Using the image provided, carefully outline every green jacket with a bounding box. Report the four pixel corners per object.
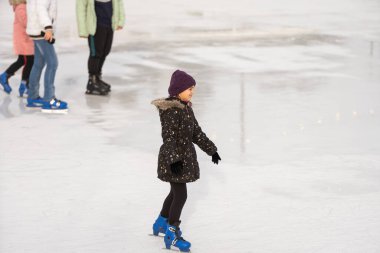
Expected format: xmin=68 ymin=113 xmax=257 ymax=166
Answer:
xmin=76 ymin=0 xmax=125 ymax=37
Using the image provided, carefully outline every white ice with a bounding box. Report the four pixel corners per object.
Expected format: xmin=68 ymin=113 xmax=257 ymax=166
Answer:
xmin=1 ymin=0 xmax=380 ymax=252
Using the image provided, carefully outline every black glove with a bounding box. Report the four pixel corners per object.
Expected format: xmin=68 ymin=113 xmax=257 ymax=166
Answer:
xmin=170 ymin=161 xmax=183 ymax=175
xmin=212 ymin=152 xmax=221 ymax=164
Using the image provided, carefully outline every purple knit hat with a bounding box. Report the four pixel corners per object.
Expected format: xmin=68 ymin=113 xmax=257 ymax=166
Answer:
xmin=168 ymin=70 xmax=196 ymax=97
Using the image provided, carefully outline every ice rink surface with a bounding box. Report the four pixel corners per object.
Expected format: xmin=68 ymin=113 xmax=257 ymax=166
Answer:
xmin=1 ymin=0 xmax=380 ymax=252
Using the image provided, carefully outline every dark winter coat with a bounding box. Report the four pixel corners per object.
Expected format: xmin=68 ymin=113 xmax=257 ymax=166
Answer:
xmin=151 ymin=97 xmax=217 ymax=183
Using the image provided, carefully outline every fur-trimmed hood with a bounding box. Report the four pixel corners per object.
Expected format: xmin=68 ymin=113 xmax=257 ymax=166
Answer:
xmin=151 ymin=98 xmax=186 ymax=110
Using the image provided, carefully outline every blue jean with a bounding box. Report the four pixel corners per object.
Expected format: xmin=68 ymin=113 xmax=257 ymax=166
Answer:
xmin=28 ymin=40 xmax=58 ymax=101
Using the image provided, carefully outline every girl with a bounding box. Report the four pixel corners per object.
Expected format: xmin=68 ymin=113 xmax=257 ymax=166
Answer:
xmin=26 ymin=0 xmax=68 ymax=113
xmin=151 ymin=70 xmax=221 ymax=252
xmin=0 ymin=0 xmax=34 ymax=97
xmin=76 ymin=0 xmax=125 ymax=96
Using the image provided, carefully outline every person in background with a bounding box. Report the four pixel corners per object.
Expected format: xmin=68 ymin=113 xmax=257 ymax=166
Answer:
xmin=0 ymin=0 xmax=34 ymax=97
xmin=76 ymin=0 xmax=125 ymax=96
xmin=26 ymin=0 xmax=68 ymax=113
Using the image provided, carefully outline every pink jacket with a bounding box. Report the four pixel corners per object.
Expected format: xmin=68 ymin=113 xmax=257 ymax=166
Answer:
xmin=13 ymin=4 xmax=34 ymax=55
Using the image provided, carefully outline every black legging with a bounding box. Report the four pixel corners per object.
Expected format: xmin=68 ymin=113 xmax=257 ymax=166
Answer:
xmin=160 ymin=182 xmax=187 ymax=226
xmin=6 ymin=55 xmax=34 ymax=81
xmin=87 ymin=25 xmax=114 ymax=76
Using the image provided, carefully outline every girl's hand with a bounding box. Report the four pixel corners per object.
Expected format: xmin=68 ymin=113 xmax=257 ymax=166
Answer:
xmin=212 ymin=152 xmax=221 ymax=164
xmin=44 ymin=30 xmax=54 ymax=42
xmin=170 ymin=161 xmax=183 ymax=175
xmin=116 ymin=26 xmax=123 ymax=30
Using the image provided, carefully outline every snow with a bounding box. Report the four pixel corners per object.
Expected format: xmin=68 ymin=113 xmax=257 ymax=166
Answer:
xmin=1 ymin=0 xmax=380 ymax=252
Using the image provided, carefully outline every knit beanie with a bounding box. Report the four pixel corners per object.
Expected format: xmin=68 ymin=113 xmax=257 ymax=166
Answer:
xmin=168 ymin=70 xmax=196 ymax=97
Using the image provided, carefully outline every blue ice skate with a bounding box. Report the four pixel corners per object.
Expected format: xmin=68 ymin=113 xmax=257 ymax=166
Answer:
xmin=18 ymin=81 xmax=28 ymax=97
xmin=153 ymin=215 xmax=168 ymax=236
xmin=26 ymin=96 xmax=45 ymax=108
xmin=41 ymin=98 xmax=68 ymax=113
xmin=0 ymin=72 xmax=12 ymax=94
xmin=152 ymin=215 xmax=182 ymax=237
xmin=164 ymin=225 xmax=191 ymax=252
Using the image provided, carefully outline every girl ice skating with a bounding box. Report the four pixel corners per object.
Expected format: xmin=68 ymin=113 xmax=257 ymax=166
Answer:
xmin=76 ymin=0 xmax=125 ymax=96
xmin=0 ymin=0 xmax=34 ymax=97
xmin=151 ymin=70 xmax=222 ymax=252
xmin=26 ymin=0 xmax=68 ymax=113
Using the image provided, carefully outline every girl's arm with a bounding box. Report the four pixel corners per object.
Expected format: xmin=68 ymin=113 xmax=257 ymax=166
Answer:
xmin=76 ymin=0 xmax=88 ymax=37
xmin=15 ymin=5 xmax=28 ymax=29
xmin=117 ymin=0 xmax=125 ymax=29
xmin=160 ymin=109 xmax=182 ymax=164
xmin=36 ymin=0 xmax=53 ymax=31
xmin=192 ymin=117 xmax=217 ymax=156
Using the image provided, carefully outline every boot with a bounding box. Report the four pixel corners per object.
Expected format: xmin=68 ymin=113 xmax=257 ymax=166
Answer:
xmin=0 ymin=72 xmax=12 ymax=94
xmin=98 ymin=74 xmax=111 ymax=92
xmin=153 ymin=215 xmax=167 ymax=236
xmin=85 ymin=75 xmax=108 ymax=96
xmin=41 ymin=97 xmax=68 ymax=114
xmin=152 ymin=215 xmax=182 ymax=237
xmin=18 ymin=80 xmax=28 ymax=97
xmin=164 ymin=222 xmax=191 ymax=252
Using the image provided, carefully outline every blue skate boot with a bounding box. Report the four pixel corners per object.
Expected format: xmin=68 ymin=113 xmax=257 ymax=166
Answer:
xmin=152 ymin=215 xmax=182 ymax=237
xmin=153 ymin=215 xmax=168 ymax=236
xmin=41 ymin=98 xmax=68 ymax=114
xmin=0 ymin=72 xmax=12 ymax=94
xmin=27 ymin=96 xmax=45 ymax=108
xmin=164 ymin=224 xmax=191 ymax=252
xmin=18 ymin=80 xmax=28 ymax=97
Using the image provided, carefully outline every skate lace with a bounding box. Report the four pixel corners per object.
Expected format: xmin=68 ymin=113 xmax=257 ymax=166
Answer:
xmin=51 ymin=98 xmax=61 ymax=105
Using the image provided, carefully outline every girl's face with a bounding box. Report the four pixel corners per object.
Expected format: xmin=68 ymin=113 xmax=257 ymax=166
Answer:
xmin=178 ymin=85 xmax=195 ymax=102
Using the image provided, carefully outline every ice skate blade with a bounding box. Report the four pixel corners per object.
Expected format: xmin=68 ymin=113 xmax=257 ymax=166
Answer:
xmin=41 ymin=108 xmax=68 ymax=114
xmin=162 ymin=247 xmax=191 ymax=252
xmin=148 ymin=233 xmax=164 ymax=237
xmin=26 ymin=106 xmax=43 ymax=110
xmin=85 ymin=90 xmax=109 ymax=96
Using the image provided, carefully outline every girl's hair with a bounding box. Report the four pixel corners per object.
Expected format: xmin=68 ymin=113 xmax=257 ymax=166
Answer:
xmin=9 ymin=0 xmax=27 ymax=5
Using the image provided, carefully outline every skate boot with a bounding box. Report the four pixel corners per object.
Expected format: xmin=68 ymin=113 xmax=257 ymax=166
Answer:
xmin=152 ymin=215 xmax=182 ymax=237
xmin=18 ymin=80 xmax=28 ymax=97
xmin=153 ymin=215 xmax=168 ymax=236
xmin=98 ymin=74 xmax=111 ymax=92
xmin=0 ymin=72 xmax=12 ymax=94
xmin=41 ymin=98 xmax=68 ymax=114
xmin=26 ymin=96 xmax=45 ymax=108
xmin=164 ymin=223 xmax=191 ymax=252
xmin=85 ymin=75 xmax=108 ymax=96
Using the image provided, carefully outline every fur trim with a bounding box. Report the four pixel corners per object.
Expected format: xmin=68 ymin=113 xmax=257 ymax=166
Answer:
xmin=151 ymin=98 xmax=185 ymax=110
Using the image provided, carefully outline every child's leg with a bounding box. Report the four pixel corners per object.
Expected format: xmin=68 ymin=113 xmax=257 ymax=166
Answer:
xmin=88 ymin=26 xmax=109 ymax=76
xmin=98 ymin=27 xmax=114 ymax=75
xmin=17 ymin=55 xmax=34 ymax=97
xmin=28 ymin=41 xmax=46 ymax=100
xmin=168 ymin=182 xmax=187 ymax=226
xmin=21 ymin=55 xmax=35 ymax=83
xmin=4 ymin=55 xmax=25 ymax=78
xmin=160 ymin=186 xmax=174 ymax=218
xmin=41 ymin=41 xmax=58 ymax=101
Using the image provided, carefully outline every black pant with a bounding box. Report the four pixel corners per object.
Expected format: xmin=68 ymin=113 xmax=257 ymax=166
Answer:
xmin=160 ymin=183 xmax=187 ymax=226
xmin=6 ymin=55 xmax=34 ymax=81
xmin=88 ymin=25 xmax=114 ymax=75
